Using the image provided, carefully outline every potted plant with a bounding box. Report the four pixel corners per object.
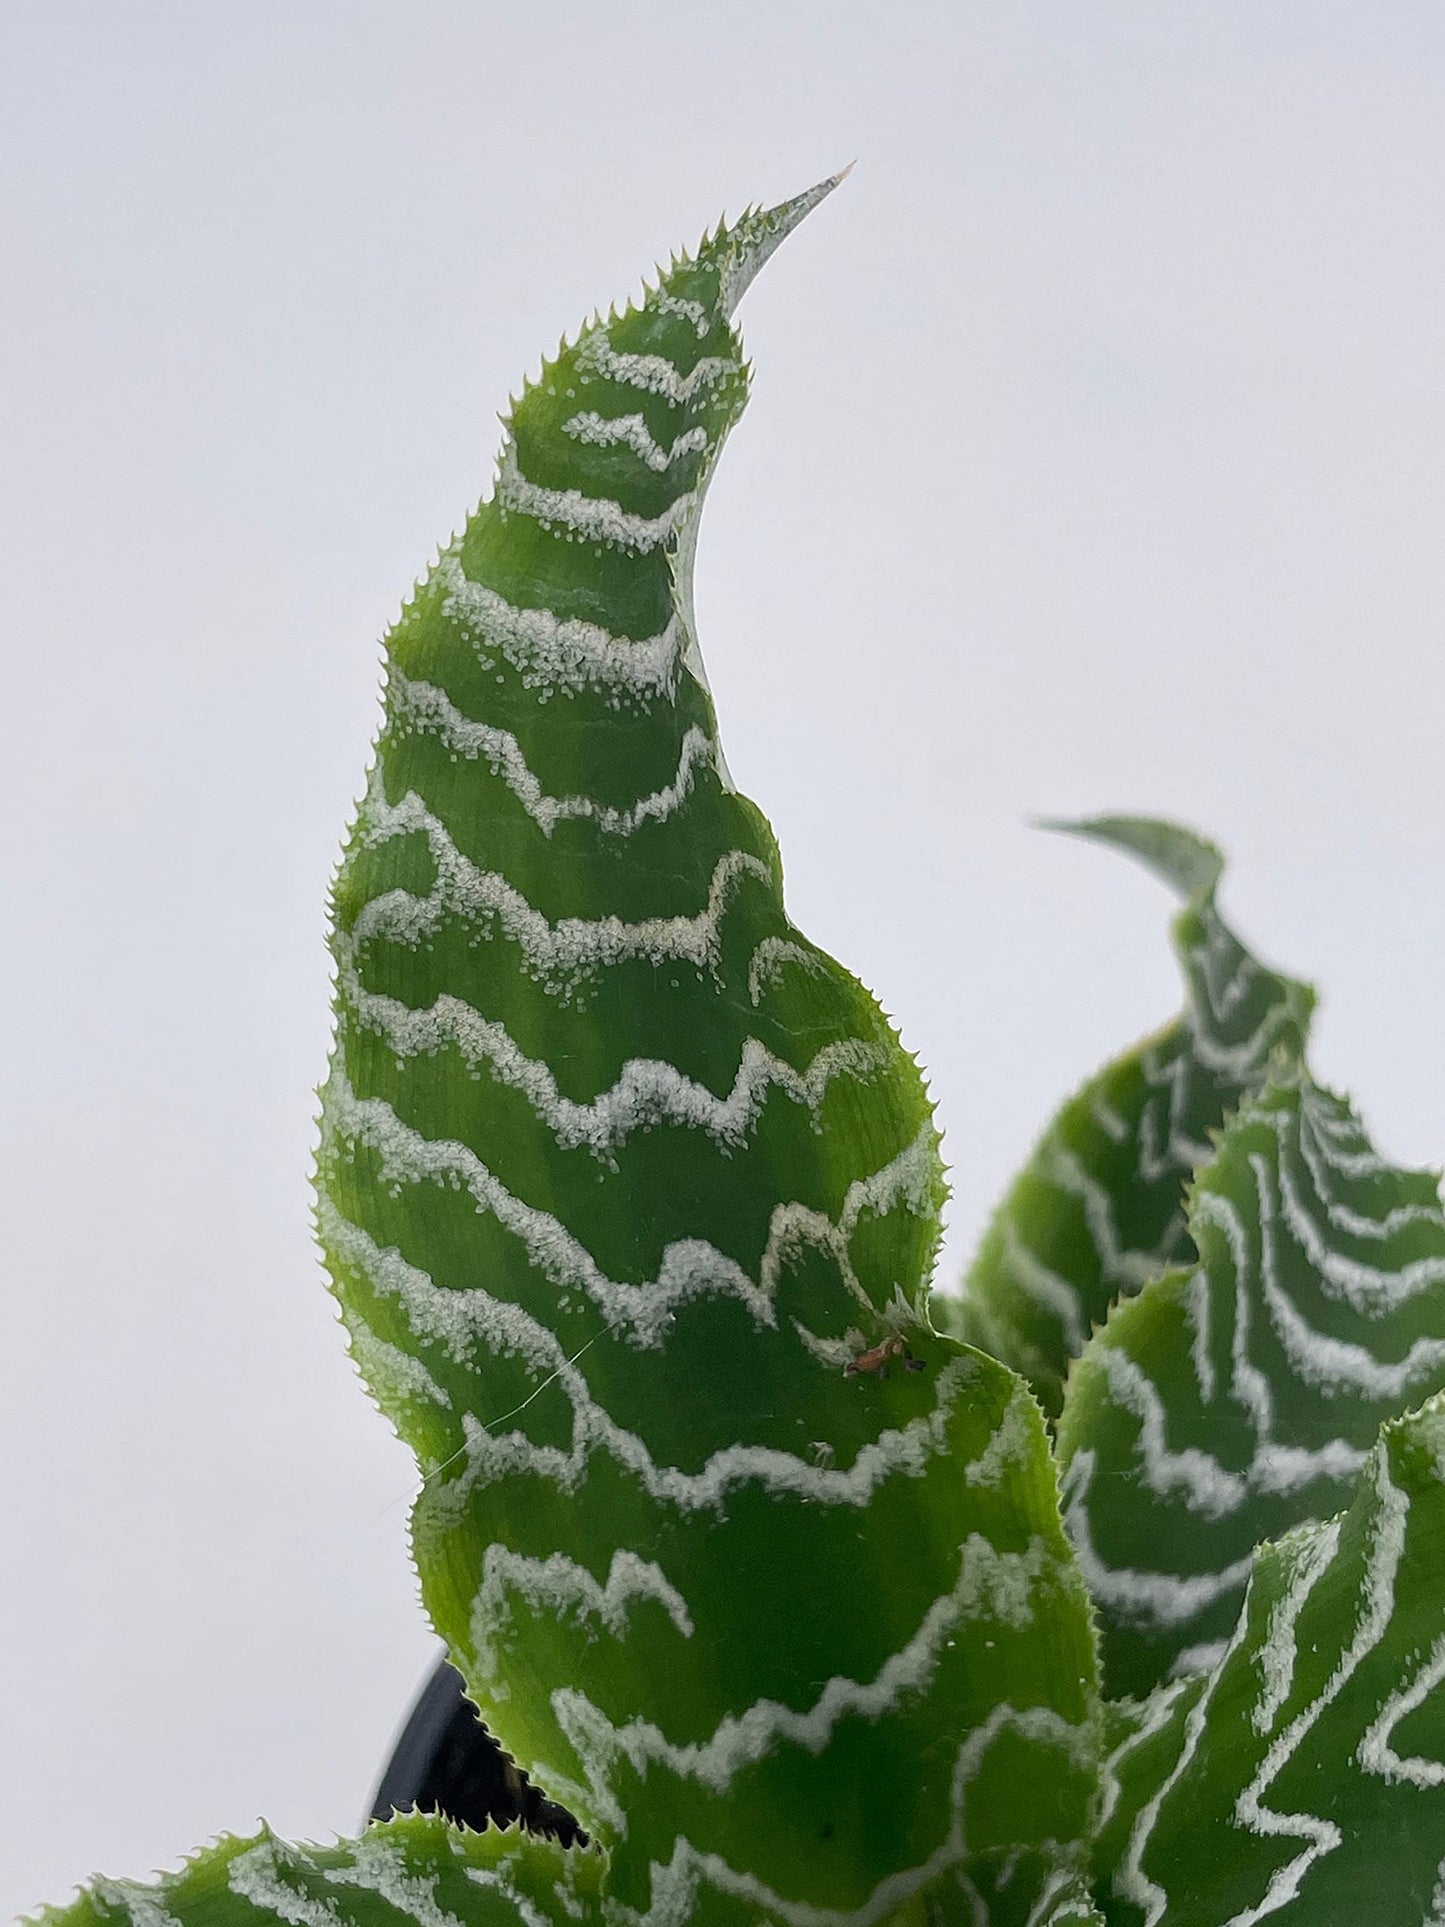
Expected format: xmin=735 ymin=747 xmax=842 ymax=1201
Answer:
xmin=34 ymin=176 xmax=1445 ymax=1927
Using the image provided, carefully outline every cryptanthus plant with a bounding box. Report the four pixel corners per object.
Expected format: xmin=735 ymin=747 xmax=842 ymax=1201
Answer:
xmin=35 ymin=177 xmax=1445 ymax=1927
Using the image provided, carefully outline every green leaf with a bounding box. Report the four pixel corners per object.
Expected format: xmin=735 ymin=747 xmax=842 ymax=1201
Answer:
xmin=314 ymin=180 xmax=1100 ymax=1923
xmin=1032 ymin=1874 xmax=1109 ymax=1925
xmin=1092 ymin=1395 xmax=1445 ymax=1925
xmin=31 ymin=1816 xmax=602 ymax=1927
xmin=1058 ymin=1071 xmax=1445 ymax=1698
xmin=943 ymin=818 xmax=1314 ymax=1416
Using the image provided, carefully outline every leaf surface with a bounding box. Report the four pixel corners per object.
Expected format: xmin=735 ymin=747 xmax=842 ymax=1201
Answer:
xmin=944 ymin=819 xmax=1313 ymax=1416
xmin=1092 ymin=1395 xmax=1445 ymax=1925
xmin=32 ymin=1816 xmax=602 ymax=1927
xmin=1059 ymin=1073 xmax=1445 ymax=1696
xmin=314 ymin=181 xmax=1100 ymax=1923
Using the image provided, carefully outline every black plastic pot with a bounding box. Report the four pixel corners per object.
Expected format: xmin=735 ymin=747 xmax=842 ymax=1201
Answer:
xmin=369 ymin=1655 xmax=585 ymax=1844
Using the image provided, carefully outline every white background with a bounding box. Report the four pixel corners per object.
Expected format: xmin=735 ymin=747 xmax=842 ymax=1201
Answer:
xmin=5 ymin=2 xmax=1445 ymax=1913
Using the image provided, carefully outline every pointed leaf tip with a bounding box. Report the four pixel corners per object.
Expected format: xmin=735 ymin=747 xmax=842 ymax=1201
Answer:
xmin=711 ymin=168 xmax=850 ymax=317
xmin=1037 ymin=814 xmax=1225 ymax=902
xmin=957 ymin=816 xmax=1310 ymax=1412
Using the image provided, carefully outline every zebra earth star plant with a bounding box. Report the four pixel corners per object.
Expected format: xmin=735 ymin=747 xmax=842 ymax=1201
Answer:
xmin=35 ymin=177 xmax=1445 ymax=1927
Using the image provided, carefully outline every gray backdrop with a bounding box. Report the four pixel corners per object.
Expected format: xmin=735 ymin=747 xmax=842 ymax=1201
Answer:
xmin=5 ymin=1 xmax=1445 ymax=1913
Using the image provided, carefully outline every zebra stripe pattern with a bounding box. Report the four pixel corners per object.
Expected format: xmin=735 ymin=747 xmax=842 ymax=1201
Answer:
xmin=946 ymin=818 xmax=1314 ymax=1417
xmin=40 ymin=1818 xmax=601 ymax=1927
xmin=1093 ymin=1395 xmax=1445 ymax=1924
xmin=1058 ymin=1073 xmax=1445 ymax=1698
xmin=313 ymin=180 xmax=1100 ymax=1924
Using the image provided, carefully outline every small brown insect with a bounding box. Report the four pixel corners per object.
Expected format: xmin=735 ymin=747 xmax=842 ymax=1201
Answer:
xmin=844 ymin=1333 xmax=927 ymax=1379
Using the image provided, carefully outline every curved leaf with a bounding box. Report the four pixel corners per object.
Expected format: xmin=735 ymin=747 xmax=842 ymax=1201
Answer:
xmin=944 ymin=818 xmax=1313 ymax=1415
xmin=1059 ymin=1072 xmax=1445 ymax=1697
xmin=1093 ymin=1395 xmax=1445 ymax=1925
xmin=31 ymin=1816 xmax=602 ymax=1927
xmin=315 ymin=182 xmax=1100 ymax=1923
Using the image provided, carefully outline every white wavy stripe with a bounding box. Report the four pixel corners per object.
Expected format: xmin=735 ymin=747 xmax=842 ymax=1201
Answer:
xmin=347 ymin=1321 xmax=452 ymax=1410
xmin=389 ymin=673 xmax=716 ymax=837
xmin=1311 ymin=1104 xmax=1372 ymax=1142
xmin=1250 ymin=1436 xmax=1367 ymax=1493
xmin=1088 ymin=1090 xmax=1129 ymax=1143
xmin=551 ymin=1535 xmax=1055 ymax=1805
xmin=1178 ymin=908 xmax=1309 ymax=1079
xmin=576 ymin=329 xmax=740 ymax=402
xmin=437 ymin=552 xmax=681 ymax=697
xmin=1138 ymin=1029 xmax=1213 ymax=1176
xmin=1025 ymin=1865 xmax=1098 ymax=1927
xmin=87 ymin=1881 xmax=185 ymax=1927
xmin=339 ymin=962 xmax=887 ymax=1155
xmin=1093 ymin=1677 xmax=1194 ymax=1838
xmin=1428 ymin=1856 xmax=1445 ymax=1927
xmin=1061 ymin=1450 xmax=1253 ymax=1625
xmin=1192 ymin=1187 xmax=1274 ymax=1439
xmin=1041 ymin=1141 xmax=1159 ymax=1291
xmin=498 ymin=447 xmax=697 ymax=553
xmin=1227 ymin=1447 xmax=1410 ymax=1924
xmin=317 ymin=1199 xmax=970 ymax=1514
xmin=1096 ymin=1249 xmax=1364 ymax=1517
xmin=598 ymin=1703 xmax=1092 ymax=1927
xmin=464 ymin=1863 xmax=566 ymax=1927
xmin=1188 ymin=913 xmax=1258 ymax=1023
xmin=1273 ymin=1138 xmax=1445 ymax=1312
xmin=1169 ymin=1639 xmax=1230 ymax=1678
xmin=654 ymin=292 xmax=710 ymax=334
xmin=1133 ymin=1081 xmax=1175 ymax=1188
xmin=435 ymin=1360 xmax=975 ymax=1525
xmin=561 ymin=411 xmax=710 ymax=471
xmin=1072 ymin=1181 xmax=1370 ymax=1630
xmin=1303 ymin=1100 xmax=1390 ymax=1177
xmin=1251 ymin=1518 xmax=1342 ymax=1737
xmin=1189 ymin=993 xmax=1305 ymax=1079
xmin=997 ymin=1221 xmax=1088 ymax=1356
xmin=964 ymin=1378 xmax=1039 ymax=1488
xmin=788 ymin=1320 xmax=857 ymax=1370
xmin=747 ymin=934 xmax=826 ymax=1006
xmin=470 ymin=1546 xmax=694 ymax=1684
xmin=231 ymin=1835 xmax=571 ymax=1927
xmin=323 ymin=1066 xmax=934 ymax=1346
xmin=348 ymin=774 xmax=773 ymax=993
xmin=229 ymin=1840 xmax=345 ymax=1927
xmin=1294 ymin=1091 xmax=1442 ymax=1240
xmin=1186 ymin=1267 xmax=1217 ymax=1402
xmin=1253 ymin=1152 xmax=1445 ymax=1397
xmin=1063 ymin=1158 xmax=1382 ymax=1636
xmin=1115 ymin=1606 xmax=1251 ymax=1926
xmin=326 ymin=1837 xmax=469 ymax=1927
xmin=1358 ymin=1628 xmax=1445 ymax=1787
xmin=320 ymin=1194 xmax=540 ymax=1366
xmin=1094 ymin=1343 xmax=1247 ymax=1519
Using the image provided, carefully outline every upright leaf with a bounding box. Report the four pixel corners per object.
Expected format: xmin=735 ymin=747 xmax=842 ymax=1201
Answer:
xmin=315 ymin=181 xmax=1100 ymax=1924
xmin=945 ymin=819 xmax=1313 ymax=1415
xmin=1093 ymin=1395 xmax=1445 ymax=1925
xmin=1059 ymin=1072 xmax=1445 ymax=1697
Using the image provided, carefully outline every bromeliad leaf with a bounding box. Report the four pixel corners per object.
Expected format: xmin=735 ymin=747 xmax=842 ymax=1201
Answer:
xmin=31 ymin=1815 xmax=603 ymax=1927
xmin=1030 ymin=1875 xmax=1108 ymax=1925
xmin=315 ymin=179 xmax=1100 ymax=1923
xmin=944 ymin=818 xmax=1314 ymax=1416
xmin=1058 ymin=1072 xmax=1445 ymax=1698
xmin=1092 ymin=1394 xmax=1445 ymax=1926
